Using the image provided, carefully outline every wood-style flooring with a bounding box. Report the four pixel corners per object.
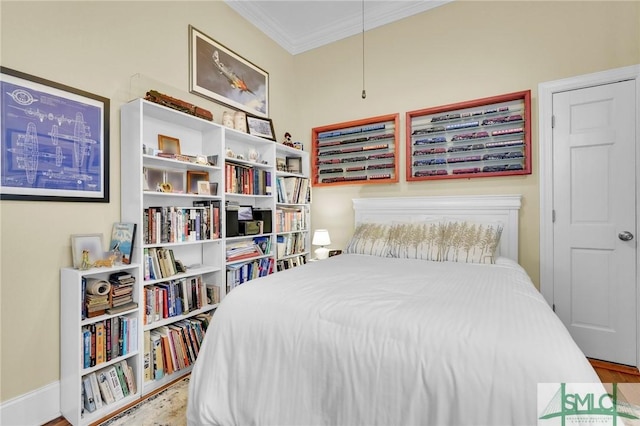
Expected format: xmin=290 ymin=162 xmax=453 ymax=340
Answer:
xmin=40 ymin=359 xmax=640 ymax=426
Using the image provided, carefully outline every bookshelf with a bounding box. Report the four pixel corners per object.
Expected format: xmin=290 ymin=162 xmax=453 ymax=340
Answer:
xmin=118 ymin=98 xmax=311 ymax=402
xmin=275 ymin=144 xmax=311 ymax=271
xmin=120 ymin=99 xmax=222 ymax=397
xmin=60 ymin=264 xmax=141 ymax=426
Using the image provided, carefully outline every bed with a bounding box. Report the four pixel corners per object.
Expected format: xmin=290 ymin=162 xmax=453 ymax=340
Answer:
xmin=187 ymin=195 xmax=600 ymax=425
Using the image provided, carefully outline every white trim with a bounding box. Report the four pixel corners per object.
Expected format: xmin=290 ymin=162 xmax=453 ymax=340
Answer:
xmin=0 ymin=381 xmax=60 ymax=426
xmin=538 ymin=64 xmax=640 ymax=368
xmin=352 ymin=194 xmax=522 ymax=262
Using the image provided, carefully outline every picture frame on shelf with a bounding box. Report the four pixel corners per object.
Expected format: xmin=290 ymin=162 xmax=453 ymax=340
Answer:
xmin=71 ymin=233 xmax=104 ymax=269
xmin=187 ymin=170 xmax=209 ymax=194
xmin=0 ymin=67 xmax=110 ymax=202
xmin=276 ymin=157 xmax=287 ymax=172
xmin=197 ymin=180 xmax=210 ymax=195
xmin=109 ymin=222 xmax=137 ymax=265
xmin=209 ymin=182 xmax=218 ymax=195
xmin=246 ymin=115 xmax=275 ymax=140
xmin=189 ymin=25 xmax=269 ymax=118
xmin=286 ymin=157 xmax=302 ymax=174
xmin=158 ymin=134 xmax=181 ymax=155
xmin=165 ymin=170 xmax=185 ymax=193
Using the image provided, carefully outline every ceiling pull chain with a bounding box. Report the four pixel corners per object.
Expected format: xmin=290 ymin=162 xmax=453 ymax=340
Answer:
xmin=361 ymin=0 xmax=367 ymax=99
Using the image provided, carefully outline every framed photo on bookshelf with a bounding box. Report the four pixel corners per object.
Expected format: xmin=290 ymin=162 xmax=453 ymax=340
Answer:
xmin=286 ymin=157 xmax=302 ymax=174
xmin=197 ymin=180 xmax=210 ymax=195
xmin=70 ymin=233 xmax=104 ymax=269
xmin=158 ymin=134 xmax=181 ymax=155
xmin=187 ymin=170 xmax=209 ymax=194
xmin=109 ymin=222 xmax=137 ymax=265
xmin=246 ymin=115 xmax=276 ymax=141
xmin=0 ymin=67 xmax=110 ymax=202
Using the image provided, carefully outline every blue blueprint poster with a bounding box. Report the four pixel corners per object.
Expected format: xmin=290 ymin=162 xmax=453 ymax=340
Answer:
xmin=1 ymin=69 xmax=108 ymax=201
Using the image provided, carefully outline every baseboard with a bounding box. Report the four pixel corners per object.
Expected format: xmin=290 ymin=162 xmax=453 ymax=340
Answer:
xmin=0 ymin=381 xmax=61 ymax=426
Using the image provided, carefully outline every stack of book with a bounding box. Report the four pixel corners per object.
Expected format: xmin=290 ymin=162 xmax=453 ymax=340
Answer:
xmin=226 ymin=240 xmax=263 ymax=262
xmin=84 ymin=278 xmax=111 ymax=318
xmin=107 ymin=271 xmax=138 ymax=315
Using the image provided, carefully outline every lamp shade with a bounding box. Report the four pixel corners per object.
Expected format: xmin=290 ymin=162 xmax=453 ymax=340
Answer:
xmin=312 ymin=229 xmax=331 ymax=246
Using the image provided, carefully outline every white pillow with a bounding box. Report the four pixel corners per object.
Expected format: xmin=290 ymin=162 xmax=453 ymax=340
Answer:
xmin=344 ymin=222 xmax=392 ymax=257
xmin=440 ymin=220 xmax=503 ymax=264
xmin=387 ymin=221 xmax=444 ymax=261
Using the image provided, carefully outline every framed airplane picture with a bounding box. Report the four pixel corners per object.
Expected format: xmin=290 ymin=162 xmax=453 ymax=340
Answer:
xmin=189 ymin=25 xmax=269 ymax=118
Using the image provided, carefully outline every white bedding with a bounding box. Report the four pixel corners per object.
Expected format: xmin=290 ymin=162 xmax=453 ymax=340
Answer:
xmin=188 ymin=254 xmax=600 ymax=425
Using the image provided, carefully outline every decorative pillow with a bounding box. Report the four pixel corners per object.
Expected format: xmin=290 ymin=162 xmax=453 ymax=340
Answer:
xmin=344 ymin=222 xmax=392 ymax=257
xmin=387 ymin=221 xmax=444 ymax=261
xmin=440 ymin=220 xmax=503 ymax=264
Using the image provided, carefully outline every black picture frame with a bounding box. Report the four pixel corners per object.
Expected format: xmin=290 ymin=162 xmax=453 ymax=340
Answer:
xmin=246 ymin=115 xmax=276 ymax=141
xmin=0 ymin=67 xmax=110 ymax=202
xmin=189 ymin=25 xmax=269 ymax=118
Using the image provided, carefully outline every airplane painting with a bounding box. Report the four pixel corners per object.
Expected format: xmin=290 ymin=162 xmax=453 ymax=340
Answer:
xmin=190 ymin=26 xmax=268 ymax=118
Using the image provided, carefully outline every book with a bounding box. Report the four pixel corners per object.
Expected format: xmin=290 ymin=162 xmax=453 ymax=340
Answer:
xmin=82 ymin=376 xmax=96 ymax=412
xmin=89 ymin=372 xmax=104 ymax=409
xmin=105 ymin=301 xmax=138 ymax=315
xmin=106 ymin=366 xmax=125 ymax=401
xmin=120 ymin=360 xmax=137 ymax=394
xmin=110 ymin=222 xmax=137 ymax=264
xmin=97 ymin=370 xmax=115 ymax=404
xmin=143 ymin=330 xmax=151 ymax=382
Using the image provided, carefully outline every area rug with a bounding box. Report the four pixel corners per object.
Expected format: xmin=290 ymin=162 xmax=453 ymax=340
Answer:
xmin=99 ymin=376 xmax=189 ymax=426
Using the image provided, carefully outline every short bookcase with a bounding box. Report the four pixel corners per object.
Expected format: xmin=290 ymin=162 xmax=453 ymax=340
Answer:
xmin=60 ymin=263 xmax=141 ymax=426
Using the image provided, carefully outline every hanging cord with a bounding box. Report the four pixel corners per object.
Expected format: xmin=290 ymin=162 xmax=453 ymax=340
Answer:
xmin=361 ymin=0 xmax=366 ymax=99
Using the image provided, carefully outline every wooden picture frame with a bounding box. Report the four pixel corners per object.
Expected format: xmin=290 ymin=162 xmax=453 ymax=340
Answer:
xmin=158 ymin=134 xmax=181 ymax=155
xmin=286 ymin=156 xmax=302 ymax=174
xmin=312 ymin=113 xmax=400 ymax=186
xmin=71 ymin=233 xmax=104 ymax=269
xmin=189 ymin=25 xmax=269 ymax=118
xmin=197 ymin=180 xmax=210 ymax=195
xmin=187 ymin=170 xmax=209 ymax=194
xmin=246 ymin=115 xmax=276 ymax=140
xmin=405 ymin=90 xmax=531 ymax=181
xmin=0 ymin=67 xmax=110 ymax=202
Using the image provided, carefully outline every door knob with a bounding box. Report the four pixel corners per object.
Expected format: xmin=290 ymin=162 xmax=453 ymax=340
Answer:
xmin=618 ymin=231 xmax=634 ymax=241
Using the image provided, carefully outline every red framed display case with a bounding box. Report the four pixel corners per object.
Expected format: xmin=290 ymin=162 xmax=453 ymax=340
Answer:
xmin=312 ymin=114 xmax=399 ymax=186
xmin=406 ymin=90 xmax=531 ymax=181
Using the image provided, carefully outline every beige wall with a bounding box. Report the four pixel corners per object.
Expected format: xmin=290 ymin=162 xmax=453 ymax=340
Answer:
xmin=0 ymin=0 xmax=638 ymax=407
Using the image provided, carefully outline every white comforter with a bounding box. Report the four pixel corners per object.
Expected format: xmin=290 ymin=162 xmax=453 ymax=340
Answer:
xmin=188 ymin=254 xmax=600 ymax=425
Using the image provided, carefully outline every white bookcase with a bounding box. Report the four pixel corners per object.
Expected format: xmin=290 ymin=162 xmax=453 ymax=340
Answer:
xmin=60 ymin=263 xmax=141 ymax=426
xmin=118 ymin=98 xmax=311 ymax=398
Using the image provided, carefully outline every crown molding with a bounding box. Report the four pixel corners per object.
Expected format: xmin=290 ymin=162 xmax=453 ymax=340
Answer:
xmin=225 ymin=1 xmax=452 ymax=55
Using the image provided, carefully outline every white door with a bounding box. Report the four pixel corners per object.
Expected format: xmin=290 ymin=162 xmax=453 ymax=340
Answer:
xmin=553 ymin=80 xmax=637 ymax=366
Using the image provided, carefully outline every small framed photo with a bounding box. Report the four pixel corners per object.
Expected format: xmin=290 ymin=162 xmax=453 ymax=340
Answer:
xmin=187 ymin=170 xmax=209 ymax=194
xmin=71 ymin=233 xmax=104 ymax=269
xmin=210 ymin=182 xmax=218 ymax=195
xmin=158 ymin=134 xmax=181 ymax=155
xmin=276 ymin=157 xmax=287 ymax=171
xmin=286 ymin=156 xmax=302 ymax=174
xmin=246 ymin=115 xmax=276 ymax=141
xmin=197 ymin=180 xmax=210 ymax=195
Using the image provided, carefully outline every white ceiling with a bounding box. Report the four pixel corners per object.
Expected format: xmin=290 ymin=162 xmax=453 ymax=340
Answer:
xmin=224 ymin=0 xmax=452 ymax=55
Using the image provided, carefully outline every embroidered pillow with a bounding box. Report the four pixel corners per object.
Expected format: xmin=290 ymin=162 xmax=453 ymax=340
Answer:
xmin=387 ymin=221 xmax=444 ymax=261
xmin=440 ymin=220 xmax=503 ymax=264
xmin=344 ymin=222 xmax=392 ymax=257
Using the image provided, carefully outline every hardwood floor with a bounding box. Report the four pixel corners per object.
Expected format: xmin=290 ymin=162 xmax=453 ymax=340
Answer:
xmin=42 ymin=359 xmax=640 ymax=426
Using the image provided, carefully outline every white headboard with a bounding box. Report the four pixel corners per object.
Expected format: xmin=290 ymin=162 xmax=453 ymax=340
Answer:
xmin=352 ymin=194 xmax=522 ymax=262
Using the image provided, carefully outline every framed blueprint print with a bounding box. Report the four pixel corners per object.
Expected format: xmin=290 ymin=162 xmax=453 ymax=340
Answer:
xmin=0 ymin=67 xmax=110 ymax=202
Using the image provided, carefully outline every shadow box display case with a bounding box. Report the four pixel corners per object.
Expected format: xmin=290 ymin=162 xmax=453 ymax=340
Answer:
xmin=312 ymin=114 xmax=399 ymax=186
xmin=406 ymin=90 xmax=531 ymax=181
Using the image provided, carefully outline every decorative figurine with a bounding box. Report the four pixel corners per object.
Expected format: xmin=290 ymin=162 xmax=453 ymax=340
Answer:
xmin=234 ymin=111 xmax=247 ymax=132
xmin=222 ymin=111 xmax=234 ymax=128
xmin=94 ymin=254 xmax=117 ymax=268
xmin=282 ymin=132 xmax=294 ymax=147
xmin=247 ymin=148 xmax=259 ymax=162
xmin=80 ymin=250 xmax=92 ymax=270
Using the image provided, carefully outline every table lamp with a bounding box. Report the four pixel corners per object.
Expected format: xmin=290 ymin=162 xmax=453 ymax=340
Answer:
xmin=312 ymin=229 xmax=331 ymax=260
